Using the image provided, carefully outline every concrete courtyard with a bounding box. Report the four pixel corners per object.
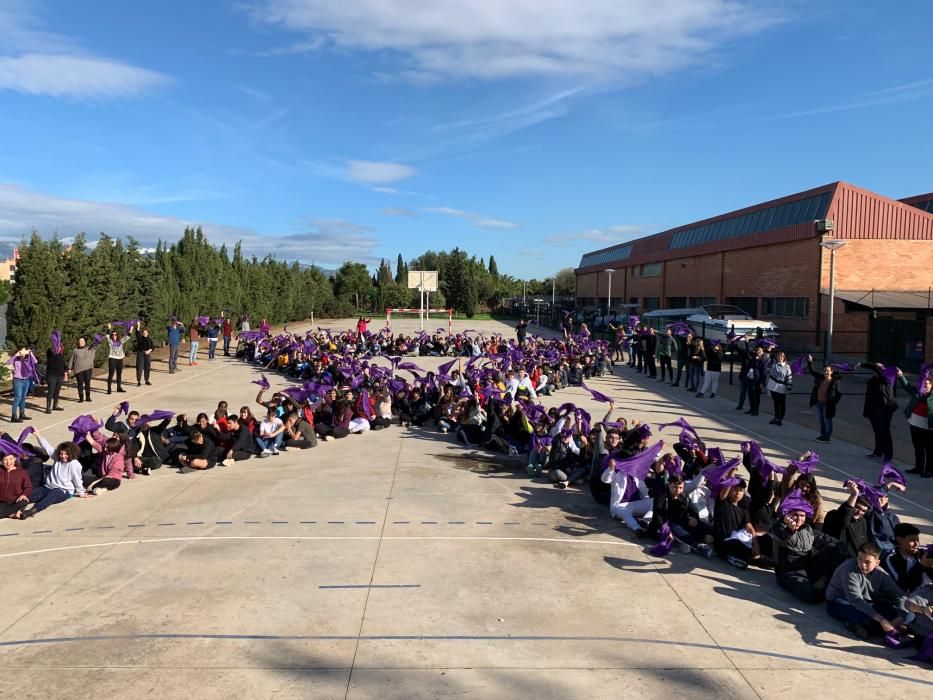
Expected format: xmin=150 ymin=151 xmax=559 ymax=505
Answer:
xmin=0 ymin=319 xmax=930 ymax=699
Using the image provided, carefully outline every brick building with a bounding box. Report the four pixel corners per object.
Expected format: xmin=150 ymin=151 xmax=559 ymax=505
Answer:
xmin=575 ymin=182 xmax=933 ymax=369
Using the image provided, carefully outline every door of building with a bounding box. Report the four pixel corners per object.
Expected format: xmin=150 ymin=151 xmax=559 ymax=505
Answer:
xmin=868 ymin=317 xmax=926 ymax=372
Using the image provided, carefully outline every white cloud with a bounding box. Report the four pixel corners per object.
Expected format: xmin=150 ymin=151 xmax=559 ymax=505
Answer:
xmin=423 ymin=206 xmax=518 ymax=230
xmin=544 ymin=225 xmax=642 ymax=244
xmin=0 ymin=183 xmax=378 ymax=265
xmin=383 ymin=207 xmax=417 ymax=218
xmin=0 ymin=2 xmax=170 ymax=99
xmin=251 ymin=0 xmax=779 ymax=82
xmin=347 ymin=160 xmax=417 ymax=184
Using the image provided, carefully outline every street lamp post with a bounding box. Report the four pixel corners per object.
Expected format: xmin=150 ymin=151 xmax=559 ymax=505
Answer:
xmin=604 ymin=269 xmax=615 ymax=323
xmin=819 ymin=239 xmax=846 ymax=363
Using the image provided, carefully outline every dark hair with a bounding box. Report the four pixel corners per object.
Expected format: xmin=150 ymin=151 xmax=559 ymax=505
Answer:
xmin=894 ymin=523 xmax=920 ymax=538
xmin=128 ymin=411 xmax=140 ymax=420
xmin=214 ymin=408 xmax=226 ymax=420
xmin=104 ymin=437 xmax=121 ymax=454
xmin=731 ymin=478 xmax=748 ymax=490
xmin=196 ymin=412 xmax=209 ymax=423
xmin=189 ymin=429 xmax=203 ymax=442
xmin=668 ymin=474 xmax=685 ymax=485
xmin=858 ymin=542 xmax=882 ymax=558
xmin=227 ymin=414 xmax=240 ymax=423
xmin=54 ymin=441 xmax=81 ymax=461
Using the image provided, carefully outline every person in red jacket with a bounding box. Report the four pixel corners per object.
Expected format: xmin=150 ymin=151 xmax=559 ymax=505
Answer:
xmin=0 ymin=453 xmax=34 ymax=519
xmin=222 ymin=317 xmax=234 ymax=356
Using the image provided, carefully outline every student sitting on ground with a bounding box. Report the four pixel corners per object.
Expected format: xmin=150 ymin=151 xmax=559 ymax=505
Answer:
xmin=219 ymin=414 xmax=257 ymax=465
xmin=84 ymin=436 xmax=130 ymax=494
xmin=770 ymin=491 xmax=847 ymax=604
xmin=31 ymin=430 xmax=91 ymax=511
xmin=823 ymin=480 xmax=872 ymax=558
xmin=256 ymin=407 xmax=285 ymax=456
xmin=0 ymin=453 xmax=33 ymax=520
xmin=825 ymin=541 xmax=930 ymax=640
xmin=649 ymin=473 xmax=713 ymax=557
xmin=882 ymin=523 xmax=933 ymax=593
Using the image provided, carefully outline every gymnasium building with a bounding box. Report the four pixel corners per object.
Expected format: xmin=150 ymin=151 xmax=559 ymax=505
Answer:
xmin=574 ymin=182 xmax=933 ymax=369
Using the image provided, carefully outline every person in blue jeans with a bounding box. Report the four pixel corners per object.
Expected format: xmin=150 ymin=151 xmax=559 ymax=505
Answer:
xmin=806 ymin=356 xmax=841 ymax=442
xmin=166 ymin=317 xmax=183 ymax=374
xmin=256 ymin=407 xmax=285 ymax=456
xmin=8 ymin=346 xmax=36 ymax=422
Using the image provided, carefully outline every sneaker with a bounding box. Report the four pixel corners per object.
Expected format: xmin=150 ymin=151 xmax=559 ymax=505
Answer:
xmin=695 ymin=393 xmax=704 ymax=398
xmin=735 ymin=406 xmax=743 ymax=410
xmin=775 ymin=420 xmax=782 ymax=426
xmin=726 ymin=556 xmax=748 ymax=570
xmin=815 ymin=436 xmax=830 ymax=442
xmin=678 ymin=542 xmax=692 ymax=554
xmin=507 ymin=446 xmax=519 ymax=457
xmin=92 ymin=487 xmax=107 ymax=496
xmin=554 ymin=482 xmax=567 ymax=489
xmin=145 ymin=381 xmax=152 ymax=386
xmin=710 ymin=393 xmax=715 ymax=399
xmin=526 ymin=465 xmax=536 ymax=476
xmin=769 ymin=418 xmax=779 ymax=425
xmin=258 ymin=450 xmax=271 ymax=458
xmin=271 ymin=446 xmax=280 ymax=455
xmin=695 ymin=543 xmax=713 ymax=559
xmin=324 ymin=435 xmax=335 ymax=442
xmin=179 ymin=465 xmax=196 ymax=473
xmin=140 ymin=467 xmax=151 ymax=476
xmin=439 ymin=427 xmax=448 ymax=434
xmin=53 ymin=406 xmax=64 ymax=411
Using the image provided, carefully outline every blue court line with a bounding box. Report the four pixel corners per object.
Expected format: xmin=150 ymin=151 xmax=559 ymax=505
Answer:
xmin=0 ymin=633 xmax=926 ymax=686
xmin=318 ymin=584 xmax=421 ymax=589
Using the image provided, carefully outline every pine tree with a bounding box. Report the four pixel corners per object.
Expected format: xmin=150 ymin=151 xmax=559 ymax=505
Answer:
xmin=488 ymin=255 xmax=499 ymax=277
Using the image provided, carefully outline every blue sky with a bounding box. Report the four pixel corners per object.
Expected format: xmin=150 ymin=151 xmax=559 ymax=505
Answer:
xmin=1 ymin=0 xmax=931 ymax=277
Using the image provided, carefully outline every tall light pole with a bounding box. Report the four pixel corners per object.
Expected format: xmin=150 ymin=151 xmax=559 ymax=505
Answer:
xmin=820 ymin=239 xmax=846 ymax=362
xmin=604 ymin=268 xmax=615 ymax=321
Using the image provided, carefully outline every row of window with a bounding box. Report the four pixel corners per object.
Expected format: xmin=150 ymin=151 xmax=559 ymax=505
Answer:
xmin=579 ymin=244 xmax=632 ymax=269
xmin=630 ymin=262 xmax=662 ymax=278
xmin=614 ymin=296 xmax=809 ymax=318
xmin=668 ymin=192 xmax=832 ymax=250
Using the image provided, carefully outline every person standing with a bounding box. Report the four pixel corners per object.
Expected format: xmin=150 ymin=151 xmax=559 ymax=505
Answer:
xmin=687 ymin=338 xmax=706 ymax=392
xmin=767 ymin=350 xmax=793 ymax=426
xmin=697 ymin=341 xmax=723 ymax=398
xmin=45 ymin=330 xmax=67 ymax=413
xmin=656 ymin=328 xmax=675 ymax=382
xmin=8 ymin=346 xmax=37 ymax=422
xmin=69 ymin=337 xmax=96 ymax=403
xmin=671 ymin=332 xmax=692 ymax=387
xmin=206 ymin=322 xmax=219 ymax=360
xmin=516 ymin=318 xmax=528 ymax=346
xmin=859 ymin=362 xmax=897 ymax=463
xmin=134 ymin=321 xmax=154 ymax=386
xmin=240 ymin=314 xmax=251 ymax=332
xmin=105 ymin=325 xmax=130 ymax=394
xmin=166 ymin=316 xmax=183 ymax=374
xmin=897 ymin=369 xmax=933 ymax=478
xmin=734 ymin=340 xmax=752 ymax=411
xmin=188 ymin=319 xmax=201 ymax=366
xmin=644 ymin=327 xmax=658 ymax=378
xmin=222 ymin=317 xmax=233 ymax=356
xmin=806 ymin=356 xmax=841 ymax=442
xmin=746 ymin=345 xmax=767 ymax=417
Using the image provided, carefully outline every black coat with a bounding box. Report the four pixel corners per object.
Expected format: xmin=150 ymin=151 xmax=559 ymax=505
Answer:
xmin=860 ymin=363 xmax=896 ymax=417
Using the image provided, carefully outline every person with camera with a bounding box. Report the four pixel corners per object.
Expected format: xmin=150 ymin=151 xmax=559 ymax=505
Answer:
xmin=8 ymin=345 xmax=37 ymax=423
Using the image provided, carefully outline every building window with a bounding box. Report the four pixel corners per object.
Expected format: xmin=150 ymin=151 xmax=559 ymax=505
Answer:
xmin=667 ymin=297 xmax=687 ymax=308
xmin=643 ymin=297 xmax=661 ymax=311
xmin=642 ymin=262 xmax=661 ymax=277
xmin=763 ymin=297 xmax=809 ymax=318
xmin=688 ymin=296 xmax=716 ymax=307
xmin=726 ymin=297 xmax=758 ymax=317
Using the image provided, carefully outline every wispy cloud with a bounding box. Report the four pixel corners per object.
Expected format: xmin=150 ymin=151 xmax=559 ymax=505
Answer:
xmin=383 ymin=207 xmax=417 ymax=218
xmin=250 ymin=0 xmax=779 ymax=83
xmin=544 ymin=225 xmax=641 ymax=245
xmin=424 ymin=206 xmax=518 ymax=230
xmin=0 ymin=183 xmax=378 ymax=265
xmin=0 ymin=2 xmax=170 ymax=99
xmin=347 ymin=160 xmax=417 ymax=185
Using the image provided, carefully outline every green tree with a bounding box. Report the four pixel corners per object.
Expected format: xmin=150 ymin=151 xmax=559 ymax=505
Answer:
xmin=554 ymin=267 xmax=576 ymax=296
xmin=488 ymin=255 xmax=499 ymax=277
xmin=334 ymin=262 xmax=373 ymax=311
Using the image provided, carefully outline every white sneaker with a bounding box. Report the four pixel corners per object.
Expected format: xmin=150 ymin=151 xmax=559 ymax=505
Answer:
xmin=258 ymin=450 xmax=271 ymax=458
xmin=271 ymin=446 xmax=280 ymax=455
xmin=439 ymin=427 xmax=448 ymax=434
xmin=508 ymin=446 xmax=518 ymax=457
xmin=92 ymin=488 xmax=107 ymax=496
xmin=324 ymin=435 xmax=335 ymax=442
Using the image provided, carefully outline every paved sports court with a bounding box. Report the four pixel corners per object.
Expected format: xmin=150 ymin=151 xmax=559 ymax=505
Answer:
xmin=1 ymin=319 xmax=930 ymax=699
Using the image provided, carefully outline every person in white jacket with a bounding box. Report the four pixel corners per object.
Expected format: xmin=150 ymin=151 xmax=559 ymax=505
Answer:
xmin=601 ymin=460 xmax=653 ymax=535
xmin=28 ymin=430 xmax=91 ymax=513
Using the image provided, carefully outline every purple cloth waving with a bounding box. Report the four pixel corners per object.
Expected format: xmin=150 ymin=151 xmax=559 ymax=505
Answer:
xmin=252 ymin=374 xmax=271 ymax=391
xmin=580 ymin=381 xmax=613 ymax=403
xmin=609 ymin=440 xmax=664 ymax=480
xmin=878 ymin=462 xmax=906 ymax=488
xmin=648 ymin=522 xmax=675 ymax=557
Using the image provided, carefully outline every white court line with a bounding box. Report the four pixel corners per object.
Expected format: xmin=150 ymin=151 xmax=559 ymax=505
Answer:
xmin=609 ymin=371 xmax=933 ymax=516
xmin=0 ymin=535 xmax=641 ymax=559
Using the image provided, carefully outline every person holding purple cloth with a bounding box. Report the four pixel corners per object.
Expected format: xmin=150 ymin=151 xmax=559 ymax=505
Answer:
xmin=8 ymin=345 xmax=37 ymax=422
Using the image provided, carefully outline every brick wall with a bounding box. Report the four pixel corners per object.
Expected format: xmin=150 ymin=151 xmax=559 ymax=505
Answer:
xmin=820 ymin=239 xmax=933 ymax=291
xmin=664 ymin=254 xmax=723 ymax=299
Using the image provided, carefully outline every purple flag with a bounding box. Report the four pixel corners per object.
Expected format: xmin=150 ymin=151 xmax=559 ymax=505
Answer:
xmin=251 ymin=374 xmax=270 ymax=391
xmin=878 ymin=462 xmax=906 ymax=488
xmin=744 ymin=440 xmax=787 ymax=481
xmin=580 ymin=381 xmax=613 ymax=403
xmin=790 ymin=356 xmax=807 ymax=376
xmin=702 ymin=457 xmax=742 ymax=491
xmin=50 ymin=330 xmax=63 ymax=354
xmin=880 ymin=365 xmax=898 ymax=387
xmin=648 ymin=522 xmax=675 ymax=557
xmin=788 ymin=451 xmax=820 ymax=475
xmin=608 ymin=440 xmax=664 ymax=480
xmin=136 ymin=410 xmax=175 ymax=427
xmin=117 ymin=401 xmax=130 ymax=416
xmin=848 ymin=478 xmax=885 ymax=511
xmin=706 ymin=447 xmax=725 ymax=467
xmin=438 ymin=358 xmax=458 ymax=376
xmin=780 ymin=489 xmax=814 ymax=517
xmin=831 ymin=362 xmax=854 ymax=372
xmin=16 ymin=426 xmax=35 ymax=446
xmin=68 ymin=414 xmax=103 ymax=437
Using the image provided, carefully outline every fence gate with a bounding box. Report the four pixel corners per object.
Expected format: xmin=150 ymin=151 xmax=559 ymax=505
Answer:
xmin=868 ymin=317 xmax=926 ymax=372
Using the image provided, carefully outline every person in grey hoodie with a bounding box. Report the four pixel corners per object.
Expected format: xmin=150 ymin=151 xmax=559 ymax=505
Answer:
xmin=825 ymin=541 xmax=929 ymax=639
xmin=767 ymin=351 xmax=793 ymax=426
xmin=69 ymin=337 xmax=97 ymax=403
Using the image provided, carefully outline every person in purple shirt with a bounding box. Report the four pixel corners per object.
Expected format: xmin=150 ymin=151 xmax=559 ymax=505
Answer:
xmin=7 ymin=346 xmax=37 ymax=423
